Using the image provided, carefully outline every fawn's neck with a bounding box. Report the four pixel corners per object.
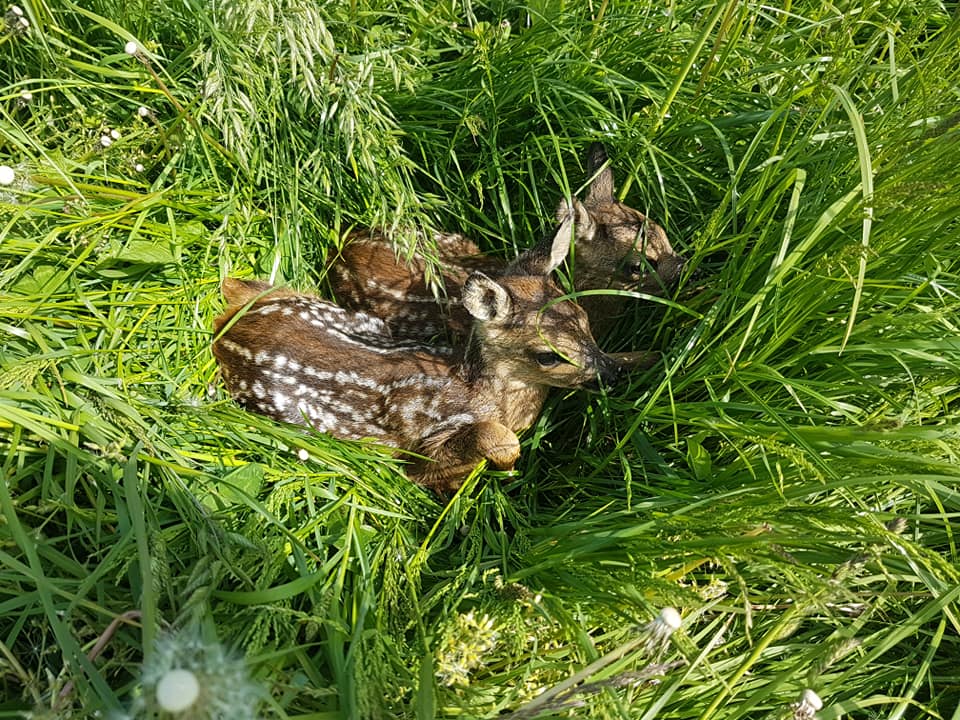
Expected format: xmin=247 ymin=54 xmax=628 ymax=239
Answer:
xmin=460 ymin=330 xmax=549 ymax=431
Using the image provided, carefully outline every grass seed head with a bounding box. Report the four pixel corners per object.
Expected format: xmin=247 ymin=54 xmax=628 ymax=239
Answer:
xmin=435 ymin=610 xmax=499 ymax=687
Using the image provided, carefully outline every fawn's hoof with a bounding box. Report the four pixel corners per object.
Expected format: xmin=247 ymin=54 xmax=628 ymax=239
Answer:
xmin=474 ymin=421 xmax=521 ymax=470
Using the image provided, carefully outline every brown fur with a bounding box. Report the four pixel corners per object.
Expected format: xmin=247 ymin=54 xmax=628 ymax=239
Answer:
xmin=213 ymin=214 xmax=620 ymax=494
xmin=326 ymin=144 xmax=683 ymax=348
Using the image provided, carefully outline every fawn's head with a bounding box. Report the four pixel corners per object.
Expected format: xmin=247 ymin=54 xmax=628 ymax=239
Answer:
xmin=559 ymin=143 xmax=684 ymax=296
xmin=462 ymin=213 xmax=621 ymax=391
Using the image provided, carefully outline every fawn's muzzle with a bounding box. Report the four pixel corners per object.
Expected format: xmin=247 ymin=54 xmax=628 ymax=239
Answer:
xmin=584 ymin=352 xmax=623 ymax=390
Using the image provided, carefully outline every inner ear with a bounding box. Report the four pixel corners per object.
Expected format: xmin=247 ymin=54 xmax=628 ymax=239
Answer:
xmin=509 ymin=212 xmax=573 ymax=276
xmin=462 ymin=272 xmax=512 ymax=323
xmin=557 ymin=196 xmax=596 ymax=244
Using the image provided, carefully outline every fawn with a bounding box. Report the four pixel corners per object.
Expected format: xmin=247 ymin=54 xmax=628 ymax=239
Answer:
xmin=327 ymin=143 xmax=684 ymax=347
xmin=212 ymin=213 xmax=621 ymax=493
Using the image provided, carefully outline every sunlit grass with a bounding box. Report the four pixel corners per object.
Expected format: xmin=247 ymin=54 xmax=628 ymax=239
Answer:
xmin=2 ymin=1 xmax=960 ymax=718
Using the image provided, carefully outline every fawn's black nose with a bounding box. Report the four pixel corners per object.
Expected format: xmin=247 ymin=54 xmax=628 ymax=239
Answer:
xmin=651 ymin=254 xmax=685 ymax=288
xmin=585 ymin=351 xmax=623 ymax=391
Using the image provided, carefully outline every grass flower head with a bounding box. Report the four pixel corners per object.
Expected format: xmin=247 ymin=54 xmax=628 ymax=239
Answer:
xmin=435 ymin=610 xmax=499 ymax=687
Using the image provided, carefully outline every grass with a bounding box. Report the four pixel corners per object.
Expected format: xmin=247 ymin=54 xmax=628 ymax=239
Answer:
xmin=2 ymin=0 xmax=960 ymax=717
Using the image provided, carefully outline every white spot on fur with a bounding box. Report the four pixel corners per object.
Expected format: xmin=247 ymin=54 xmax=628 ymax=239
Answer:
xmin=220 ymin=339 xmax=252 ymax=361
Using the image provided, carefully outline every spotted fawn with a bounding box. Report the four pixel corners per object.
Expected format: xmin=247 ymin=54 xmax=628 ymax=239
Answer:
xmin=213 ymin=213 xmax=621 ymax=493
xmin=327 ymin=143 xmax=684 ymax=352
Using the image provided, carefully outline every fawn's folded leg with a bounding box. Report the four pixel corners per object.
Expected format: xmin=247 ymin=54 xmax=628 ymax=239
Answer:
xmin=409 ymin=420 xmax=521 ymax=494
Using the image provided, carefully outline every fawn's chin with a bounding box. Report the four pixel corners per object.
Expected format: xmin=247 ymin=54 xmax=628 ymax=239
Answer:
xmin=580 ymin=378 xmax=603 ymax=392
xmin=577 ymin=376 xmax=617 ymax=393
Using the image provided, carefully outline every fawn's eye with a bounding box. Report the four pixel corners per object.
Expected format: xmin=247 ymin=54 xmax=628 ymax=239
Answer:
xmin=534 ymin=351 xmax=567 ymax=367
xmin=625 ymin=260 xmax=649 ymax=279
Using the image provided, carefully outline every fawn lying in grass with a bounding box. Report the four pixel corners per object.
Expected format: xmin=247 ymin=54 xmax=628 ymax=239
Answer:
xmin=213 ymin=213 xmax=620 ymax=493
xmin=328 ymin=144 xmax=684 ymax=349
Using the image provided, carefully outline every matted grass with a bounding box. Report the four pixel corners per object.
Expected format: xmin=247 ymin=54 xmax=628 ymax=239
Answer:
xmin=2 ymin=1 xmax=960 ymax=718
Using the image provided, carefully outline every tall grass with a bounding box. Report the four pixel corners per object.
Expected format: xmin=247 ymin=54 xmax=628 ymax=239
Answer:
xmin=2 ymin=0 xmax=959 ymax=718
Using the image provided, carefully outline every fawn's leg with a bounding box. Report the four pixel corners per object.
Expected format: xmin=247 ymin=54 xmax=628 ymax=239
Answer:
xmin=410 ymin=420 xmax=521 ymax=494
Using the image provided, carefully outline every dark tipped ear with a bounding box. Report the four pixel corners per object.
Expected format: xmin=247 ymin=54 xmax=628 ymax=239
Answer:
xmin=509 ymin=211 xmax=573 ymax=276
xmin=462 ymin=272 xmax=512 ymax=324
xmin=585 ymin=142 xmax=615 ymax=205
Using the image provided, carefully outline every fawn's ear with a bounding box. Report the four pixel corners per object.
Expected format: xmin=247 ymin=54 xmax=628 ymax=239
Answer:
xmin=462 ymin=272 xmax=512 ymax=323
xmin=556 ymin=195 xmax=596 ymax=243
xmin=509 ymin=211 xmax=573 ymax=276
xmin=222 ymin=277 xmax=275 ymax=305
xmin=585 ymin=142 xmax=615 ymax=206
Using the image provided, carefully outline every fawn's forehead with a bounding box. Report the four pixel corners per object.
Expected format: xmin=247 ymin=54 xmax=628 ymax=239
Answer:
xmin=593 ymin=201 xmax=648 ymax=226
xmin=500 ymin=275 xmax=587 ymax=325
xmin=589 ymin=203 xmax=675 ymax=257
xmin=501 ymin=275 xmax=560 ymax=306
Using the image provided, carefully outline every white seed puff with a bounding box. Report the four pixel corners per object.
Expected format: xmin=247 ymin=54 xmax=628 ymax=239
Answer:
xmin=155 ymin=668 xmax=200 ymax=712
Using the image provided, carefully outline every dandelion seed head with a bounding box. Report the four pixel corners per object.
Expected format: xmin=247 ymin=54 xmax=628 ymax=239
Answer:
xmin=124 ymin=40 xmax=139 ymax=55
xmin=658 ymin=607 xmax=682 ymax=631
xmin=0 ymin=165 xmax=15 ymax=186
xmin=641 ymin=606 xmax=682 ymax=655
xmin=156 ymin=668 xmax=200 ymax=712
xmin=801 ymin=689 xmax=823 ymax=710
xmin=5 ymin=5 xmax=27 ymax=32
xmin=134 ymin=629 xmax=263 ymax=719
xmin=793 ymin=688 xmax=824 ymax=719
